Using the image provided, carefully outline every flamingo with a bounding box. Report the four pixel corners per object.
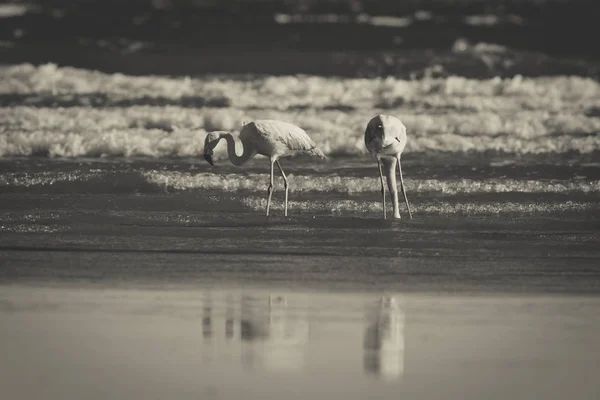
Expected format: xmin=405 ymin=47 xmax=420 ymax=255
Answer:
xmin=203 ymin=119 xmax=326 ymax=216
xmin=364 ymin=114 xmax=413 ymax=219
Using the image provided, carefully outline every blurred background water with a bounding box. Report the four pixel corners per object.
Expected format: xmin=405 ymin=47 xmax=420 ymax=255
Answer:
xmin=1 ymin=0 xmax=599 ymax=77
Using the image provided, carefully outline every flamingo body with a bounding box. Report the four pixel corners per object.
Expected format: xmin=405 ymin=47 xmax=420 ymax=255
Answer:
xmin=364 ymin=114 xmax=413 ymax=219
xmin=242 ymin=120 xmax=323 ymax=160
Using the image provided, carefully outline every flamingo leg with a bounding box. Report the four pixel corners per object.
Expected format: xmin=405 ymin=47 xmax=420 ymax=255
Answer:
xmin=276 ymin=160 xmax=289 ymax=216
xmin=377 ymin=159 xmax=387 ymax=219
xmin=266 ymin=159 xmax=275 ymax=216
xmin=397 ymin=155 xmax=412 ymax=219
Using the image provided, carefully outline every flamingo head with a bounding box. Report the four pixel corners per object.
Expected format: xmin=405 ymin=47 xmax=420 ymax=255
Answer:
xmin=203 ymin=131 xmax=222 ymax=166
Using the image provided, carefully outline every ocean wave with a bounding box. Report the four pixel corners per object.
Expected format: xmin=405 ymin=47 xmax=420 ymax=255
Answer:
xmin=3 ymin=169 xmax=598 ymax=195
xmin=240 ymin=197 xmax=599 ymax=216
xmin=144 ymin=171 xmax=600 ymax=195
xmin=0 ymin=129 xmax=209 ymax=158
xmin=1 ymin=109 xmax=599 ymax=157
xmin=1 ymin=64 xmax=599 ymax=158
xmin=2 ymin=64 xmax=598 ymax=112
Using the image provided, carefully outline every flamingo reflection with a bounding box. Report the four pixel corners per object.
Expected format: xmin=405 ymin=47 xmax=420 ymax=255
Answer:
xmin=363 ymin=295 xmax=405 ymax=380
xmin=200 ymin=293 xmax=309 ymax=372
xmin=241 ymin=294 xmax=310 ymax=372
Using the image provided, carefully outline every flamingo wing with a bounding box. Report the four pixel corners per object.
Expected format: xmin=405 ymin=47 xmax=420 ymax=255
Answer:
xmin=254 ymin=120 xmax=317 ymax=151
xmin=381 ymin=115 xmax=407 ymax=147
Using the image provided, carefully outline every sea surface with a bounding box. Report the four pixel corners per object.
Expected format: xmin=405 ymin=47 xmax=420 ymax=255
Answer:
xmin=1 ymin=154 xmax=599 ymax=284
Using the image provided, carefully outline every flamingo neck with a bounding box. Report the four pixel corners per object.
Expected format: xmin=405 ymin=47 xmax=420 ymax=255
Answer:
xmin=221 ymin=133 xmax=254 ymax=166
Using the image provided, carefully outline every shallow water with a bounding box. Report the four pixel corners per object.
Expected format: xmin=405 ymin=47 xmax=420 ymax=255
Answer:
xmin=1 ymin=156 xmax=599 ymax=294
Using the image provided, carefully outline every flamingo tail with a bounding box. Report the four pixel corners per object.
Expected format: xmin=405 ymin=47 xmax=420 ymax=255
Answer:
xmin=309 ymin=147 xmax=328 ymax=159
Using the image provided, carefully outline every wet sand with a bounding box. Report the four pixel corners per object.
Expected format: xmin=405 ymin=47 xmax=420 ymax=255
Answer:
xmin=1 ymin=285 xmax=599 ymax=400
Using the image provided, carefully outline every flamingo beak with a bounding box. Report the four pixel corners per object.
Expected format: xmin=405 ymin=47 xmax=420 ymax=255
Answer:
xmin=204 ymin=153 xmax=214 ymax=166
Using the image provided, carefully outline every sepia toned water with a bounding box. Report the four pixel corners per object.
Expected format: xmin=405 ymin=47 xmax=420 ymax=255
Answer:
xmin=1 ymin=63 xmax=600 ymax=399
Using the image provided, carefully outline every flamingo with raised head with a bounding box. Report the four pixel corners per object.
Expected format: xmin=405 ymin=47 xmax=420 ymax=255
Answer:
xmin=203 ymin=119 xmax=326 ymax=216
xmin=364 ymin=114 xmax=413 ymax=219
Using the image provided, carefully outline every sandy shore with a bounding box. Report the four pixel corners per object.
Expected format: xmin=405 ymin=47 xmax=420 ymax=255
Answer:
xmin=1 ymin=284 xmax=599 ymax=400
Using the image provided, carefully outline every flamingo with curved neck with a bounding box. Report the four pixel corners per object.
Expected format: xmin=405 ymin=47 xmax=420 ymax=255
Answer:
xmin=204 ymin=119 xmax=326 ymax=216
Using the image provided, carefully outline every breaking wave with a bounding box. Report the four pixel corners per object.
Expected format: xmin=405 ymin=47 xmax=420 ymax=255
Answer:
xmin=2 ymin=64 xmax=598 ymax=111
xmin=2 ymin=169 xmax=598 ymax=196
xmin=1 ymin=64 xmax=599 ymax=158
xmin=239 ymin=197 xmax=599 ymax=216
xmin=144 ymin=171 xmax=600 ymax=195
xmin=1 ymin=126 xmax=598 ymax=158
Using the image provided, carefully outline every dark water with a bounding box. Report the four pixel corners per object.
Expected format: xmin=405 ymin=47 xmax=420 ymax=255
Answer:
xmin=2 ymin=1 xmax=599 ymax=78
xmin=1 ymin=157 xmax=599 ymax=293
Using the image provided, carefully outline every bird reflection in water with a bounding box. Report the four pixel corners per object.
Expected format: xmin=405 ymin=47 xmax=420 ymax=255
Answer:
xmin=241 ymin=294 xmax=310 ymax=372
xmin=201 ymin=293 xmax=243 ymax=365
xmin=200 ymin=292 xmax=309 ymax=372
xmin=202 ymin=294 xmax=212 ymax=339
xmin=363 ymin=296 xmax=405 ymax=380
xmin=225 ymin=294 xmax=236 ymax=340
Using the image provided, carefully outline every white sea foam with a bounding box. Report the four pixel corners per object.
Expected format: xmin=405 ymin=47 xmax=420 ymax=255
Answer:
xmin=0 ymin=171 xmax=102 ymax=187
xmin=1 ymin=64 xmax=599 ymax=158
xmin=4 ymin=169 xmax=598 ymax=195
xmin=1 ymin=107 xmax=599 ymax=157
xmin=0 ymin=4 xmax=30 ymax=18
xmin=0 ymin=128 xmax=207 ymax=158
xmin=0 ymin=211 xmax=67 ymax=222
xmin=145 ymin=171 xmax=600 ymax=194
xmin=0 ymin=224 xmax=66 ymax=233
xmin=240 ymin=197 xmax=599 ymax=215
xmin=2 ymin=64 xmax=598 ymax=110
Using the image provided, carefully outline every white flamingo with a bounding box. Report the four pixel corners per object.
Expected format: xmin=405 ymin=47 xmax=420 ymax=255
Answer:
xmin=203 ymin=119 xmax=326 ymax=216
xmin=364 ymin=115 xmax=413 ymax=219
